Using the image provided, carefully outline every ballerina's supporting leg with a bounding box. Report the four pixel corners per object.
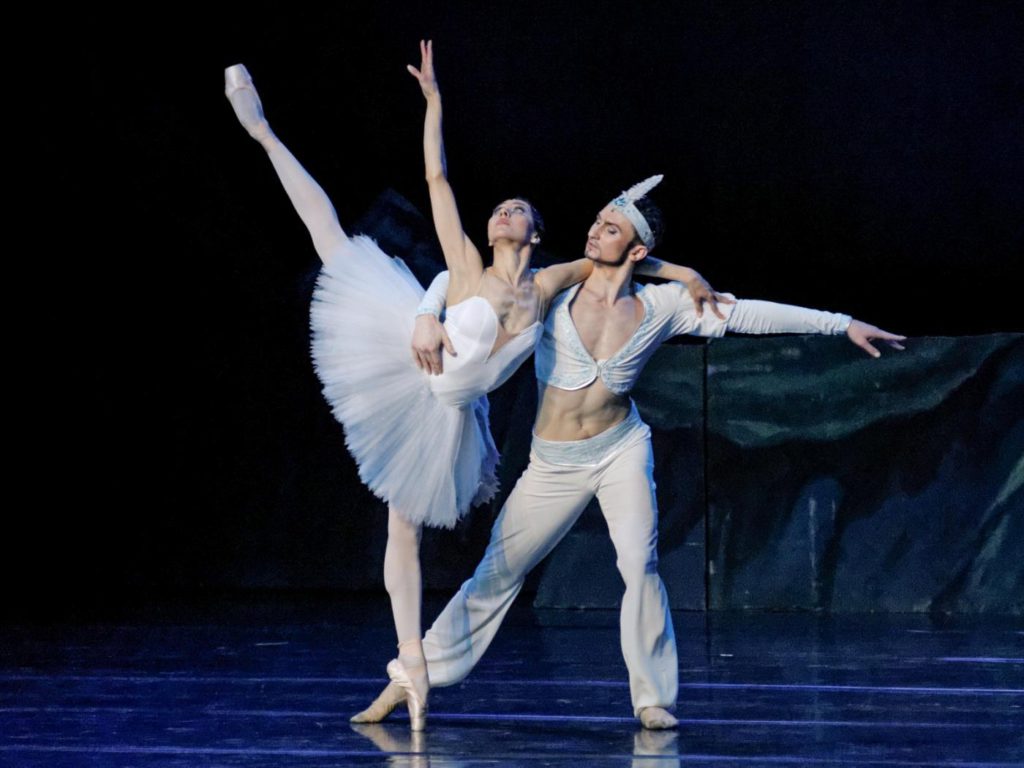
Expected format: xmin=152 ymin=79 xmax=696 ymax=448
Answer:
xmin=384 ymin=509 xmax=430 ymax=729
xmin=351 ymin=507 xmax=427 ymax=724
xmin=351 ymin=508 xmax=430 ymax=729
xmin=384 ymin=507 xmax=425 ymax=646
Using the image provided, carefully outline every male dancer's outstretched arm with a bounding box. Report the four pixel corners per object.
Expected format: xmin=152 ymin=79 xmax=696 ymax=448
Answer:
xmin=722 ymin=298 xmax=904 ymax=358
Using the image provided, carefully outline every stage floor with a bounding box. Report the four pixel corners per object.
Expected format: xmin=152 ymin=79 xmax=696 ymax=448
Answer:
xmin=2 ymin=594 xmax=1021 ymax=766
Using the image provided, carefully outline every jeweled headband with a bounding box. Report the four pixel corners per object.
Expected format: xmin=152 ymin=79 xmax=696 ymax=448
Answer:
xmin=608 ymin=174 xmax=663 ymax=248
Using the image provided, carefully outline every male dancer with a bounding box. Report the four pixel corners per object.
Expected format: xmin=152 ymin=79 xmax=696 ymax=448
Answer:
xmin=356 ymin=177 xmax=905 ymax=729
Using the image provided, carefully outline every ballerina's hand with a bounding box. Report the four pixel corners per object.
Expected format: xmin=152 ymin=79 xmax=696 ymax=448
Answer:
xmin=846 ymin=320 xmax=907 ymax=358
xmin=412 ymin=313 xmax=457 ymax=375
xmin=686 ymin=271 xmax=735 ymax=320
xmin=407 ymin=39 xmax=440 ymax=100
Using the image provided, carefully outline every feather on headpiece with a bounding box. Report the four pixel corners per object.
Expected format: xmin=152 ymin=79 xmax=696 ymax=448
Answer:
xmin=608 ymin=174 xmax=663 ymax=249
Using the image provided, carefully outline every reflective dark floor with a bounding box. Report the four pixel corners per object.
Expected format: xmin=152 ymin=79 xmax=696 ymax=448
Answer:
xmin=2 ymin=594 xmax=1022 ymax=766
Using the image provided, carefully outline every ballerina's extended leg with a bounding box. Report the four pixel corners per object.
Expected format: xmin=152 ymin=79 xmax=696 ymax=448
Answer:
xmin=223 ymin=63 xmax=348 ymax=266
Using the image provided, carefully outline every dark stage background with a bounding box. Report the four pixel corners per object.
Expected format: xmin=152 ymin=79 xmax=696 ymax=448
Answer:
xmin=23 ymin=1 xmax=1023 ymax=619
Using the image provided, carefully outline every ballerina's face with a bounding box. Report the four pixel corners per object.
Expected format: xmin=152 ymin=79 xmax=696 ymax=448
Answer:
xmin=487 ymin=199 xmax=540 ymax=246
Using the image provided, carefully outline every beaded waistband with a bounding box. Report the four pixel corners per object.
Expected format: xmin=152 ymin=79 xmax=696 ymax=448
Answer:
xmin=531 ymin=401 xmax=650 ymax=466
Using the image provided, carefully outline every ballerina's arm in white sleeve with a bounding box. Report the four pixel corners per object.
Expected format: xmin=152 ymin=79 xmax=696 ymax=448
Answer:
xmin=224 ymin=64 xmax=348 ymax=268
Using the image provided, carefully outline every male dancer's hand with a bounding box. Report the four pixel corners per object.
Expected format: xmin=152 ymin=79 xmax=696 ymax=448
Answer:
xmin=685 ymin=270 xmax=734 ymax=321
xmin=412 ymin=314 xmax=456 ymax=375
xmin=846 ymin=320 xmax=907 ymax=358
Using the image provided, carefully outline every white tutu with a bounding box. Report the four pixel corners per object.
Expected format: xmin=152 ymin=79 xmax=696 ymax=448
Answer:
xmin=309 ymin=235 xmax=499 ymax=529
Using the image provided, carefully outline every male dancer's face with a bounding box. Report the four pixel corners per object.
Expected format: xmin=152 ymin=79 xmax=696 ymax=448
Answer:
xmin=584 ymin=205 xmax=644 ymax=267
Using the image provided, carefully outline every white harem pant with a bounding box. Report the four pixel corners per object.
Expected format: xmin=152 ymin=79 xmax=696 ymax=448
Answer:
xmin=421 ymin=403 xmax=679 ymax=714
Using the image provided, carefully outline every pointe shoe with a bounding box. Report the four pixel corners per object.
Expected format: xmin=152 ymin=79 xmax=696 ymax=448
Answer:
xmin=223 ymin=63 xmax=272 ymax=142
xmin=386 ymin=657 xmax=429 ymax=731
xmin=349 ymin=680 xmax=406 ymax=724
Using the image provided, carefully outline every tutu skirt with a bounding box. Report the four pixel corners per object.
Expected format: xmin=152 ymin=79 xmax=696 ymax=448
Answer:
xmin=309 ymin=235 xmax=499 ymax=528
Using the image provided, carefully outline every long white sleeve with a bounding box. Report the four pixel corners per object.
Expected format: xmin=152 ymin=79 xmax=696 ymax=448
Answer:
xmin=416 ymin=270 xmax=450 ymax=317
xmin=725 ymin=299 xmax=852 ymax=336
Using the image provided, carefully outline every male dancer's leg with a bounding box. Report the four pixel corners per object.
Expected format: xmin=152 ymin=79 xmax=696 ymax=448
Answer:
xmin=595 ymin=438 xmax=679 ymax=721
xmin=422 ymin=455 xmax=596 ymax=685
xmin=352 ymin=455 xmax=594 ymax=723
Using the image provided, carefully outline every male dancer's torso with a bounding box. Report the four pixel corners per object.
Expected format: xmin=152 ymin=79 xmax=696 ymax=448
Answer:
xmin=533 ymin=278 xmax=645 ymax=442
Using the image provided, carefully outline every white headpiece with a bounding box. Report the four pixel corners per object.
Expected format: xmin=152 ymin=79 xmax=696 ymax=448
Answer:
xmin=608 ymin=174 xmax=663 ymax=249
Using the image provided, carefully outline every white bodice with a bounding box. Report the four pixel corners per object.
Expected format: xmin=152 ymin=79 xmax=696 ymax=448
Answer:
xmin=429 ymin=296 xmax=542 ymax=407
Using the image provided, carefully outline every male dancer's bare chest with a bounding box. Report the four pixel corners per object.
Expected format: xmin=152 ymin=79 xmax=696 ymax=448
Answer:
xmin=569 ymin=292 xmax=644 ymax=361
